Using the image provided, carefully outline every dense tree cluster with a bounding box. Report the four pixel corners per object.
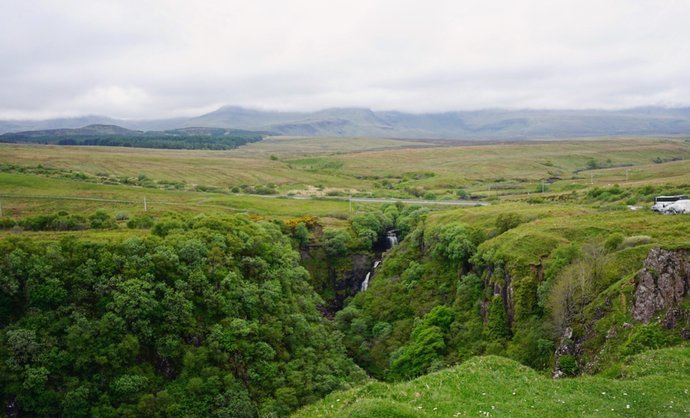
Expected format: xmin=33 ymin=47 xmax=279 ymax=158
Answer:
xmin=0 ymin=134 xmax=263 ymax=150
xmin=0 ymin=215 xmax=362 ymax=417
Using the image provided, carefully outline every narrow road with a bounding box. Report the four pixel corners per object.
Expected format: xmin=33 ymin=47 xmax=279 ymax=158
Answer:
xmin=284 ymin=195 xmax=488 ymax=206
xmin=0 ymin=192 xmax=488 ymax=209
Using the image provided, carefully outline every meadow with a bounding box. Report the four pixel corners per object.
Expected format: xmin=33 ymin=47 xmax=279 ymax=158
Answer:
xmin=2 ymin=136 xmax=689 ymax=202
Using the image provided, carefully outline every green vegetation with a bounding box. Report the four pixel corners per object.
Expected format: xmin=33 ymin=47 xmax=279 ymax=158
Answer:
xmin=0 ymin=214 xmax=363 ymax=416
xmin=0 ymin=126 xmax=264 ymax=150
xmin=2 ymin=135 xmax=690 ymax=417
xmin=334 ymin=202 xmax=690 ymax=382
xmin=294 ymin=347 xmax=690 ymax=417
xmin=3 ymin=136 xmax=690 ymax=200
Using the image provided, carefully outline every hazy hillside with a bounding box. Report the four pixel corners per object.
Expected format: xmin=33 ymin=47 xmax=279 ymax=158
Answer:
xmin=3 ymin=107 xmax=690 ymax=139
xmin=189 ymin=106 xmax=690 ymax=139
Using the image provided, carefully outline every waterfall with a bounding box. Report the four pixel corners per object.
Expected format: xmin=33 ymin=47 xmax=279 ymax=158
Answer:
xmin=361 ymin=231 xmax=398 ymax=292
xmin=360 ymin=272 xmax=371 ymax=292
xmin=387 ymin=231 xmax=398 ymax=248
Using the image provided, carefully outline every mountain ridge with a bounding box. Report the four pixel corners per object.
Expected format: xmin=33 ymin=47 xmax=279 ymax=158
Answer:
xmin=2 ymin=106 xmax=690 ymax=139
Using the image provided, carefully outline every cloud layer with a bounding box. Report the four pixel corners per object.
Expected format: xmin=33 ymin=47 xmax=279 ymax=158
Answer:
xmin=2 ymin=0 xmax=689 ymax=119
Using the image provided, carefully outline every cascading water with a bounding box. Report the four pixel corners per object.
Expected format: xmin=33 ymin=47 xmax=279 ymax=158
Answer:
xmin=387 ymin=233 xmax=398 ymax=248
xmin=360 ymin=230 xmax=398 ymax=292
xmin=360 ymin=272 xmax=371 ymax=291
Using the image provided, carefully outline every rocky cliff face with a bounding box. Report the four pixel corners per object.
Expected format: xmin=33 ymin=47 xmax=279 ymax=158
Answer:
xmin=632 ymin=248 xmax=690 ymax=323
xmin=300 ymin=249 xmax=373 ymax=314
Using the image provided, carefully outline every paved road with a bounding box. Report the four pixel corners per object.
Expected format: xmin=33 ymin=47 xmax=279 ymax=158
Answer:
xmin=0 ymin=192 xmax=488 ymax=209
xmin=281 ymin=195 xmax=488 ymax=206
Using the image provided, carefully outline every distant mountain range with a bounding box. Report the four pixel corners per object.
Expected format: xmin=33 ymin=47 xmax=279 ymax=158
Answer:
xmin=2 ymin=106 xmax=690 ymax=139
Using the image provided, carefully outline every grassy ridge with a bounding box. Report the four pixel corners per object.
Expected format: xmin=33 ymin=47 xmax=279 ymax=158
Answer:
xmin=293 ymin=346 xmax=690 ymax=417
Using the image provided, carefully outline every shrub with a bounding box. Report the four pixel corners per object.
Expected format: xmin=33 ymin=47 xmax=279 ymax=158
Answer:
xmin=495 ymin=212 xmax=523 ymax=234
xmin=127 ymin=215 xmax=155 ymax=229
xmin=0 ymin=218 xmax=16 ymax=229
xmin=558 ymin=354 xmax=578 ymax=376
xmin=152 ymin=218 xmax=186 ymax=237
xmin=323 ymin=229 xmax=351 ymax=257
xmin=620 ymin=323 xmax=679 ymax=356
xmin=429 ymin=223 xmax=481 ymax=267
xmin=293 ymin=222 xmax=309 ymax=247
xmin=604 ymin=232 xmax=624 ymax=251
xmin=89 ymin=210 xmax=116 ymax=229
xmin=401 ymin=261 xmax=425 ymax=288
xmin=486 ymin=295 xmax=510 ymax=339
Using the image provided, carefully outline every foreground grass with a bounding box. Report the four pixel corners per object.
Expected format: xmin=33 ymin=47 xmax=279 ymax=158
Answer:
xmin=294 ymin=347 xmax=690 ymax=417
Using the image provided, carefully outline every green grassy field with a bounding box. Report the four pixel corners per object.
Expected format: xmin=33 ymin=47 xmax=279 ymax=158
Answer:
xmin=0 ymin=172 xmax=358 ymax=223
xmin=293 ymin=346 xmax=690 ymax=417
xmin=2 ymin=137 xmax=689 ymax=200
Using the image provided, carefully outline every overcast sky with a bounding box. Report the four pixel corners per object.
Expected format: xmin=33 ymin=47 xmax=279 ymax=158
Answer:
xmin=2 ymin=0 xmax=690 ymax=119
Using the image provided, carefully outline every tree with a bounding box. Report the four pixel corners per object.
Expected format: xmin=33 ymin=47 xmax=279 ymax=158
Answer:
xmin=293 ymin=222 xmax=309 ymax=248
xmin=323 ymin=229 xmax=351 ymax=257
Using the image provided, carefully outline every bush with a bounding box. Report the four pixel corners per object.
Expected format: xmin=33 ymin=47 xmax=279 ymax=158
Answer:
xmin=422 ymin=191 xmax=437 ymax=200
xmin=127 ymin=215 xmax=155 ymax=229
xmin=323 ymin=229 xmax=351 ymax=257
xmin=604 ymin=232 xmax=624 ymax=251
xmin=0 ymin=218 xmax=16 ymax=229
xmin=621 ymin=323 xmax=679 ymax=356
xmin=89 ymin=210 xmax=116 ymax=229
xmin=558 ymin=354 xmax=578 ymax=376
xmin=351 ymin=213 xmax=384 ymax=249
xmin=495 ymin=212 xmax=523 ymax=234
xmin=18 ymin=213 xmax=88 ymax=231
xmin=293 ymin=222 xmax=309 ymax=247
xmin=429 ymin=223 xmax=481 ymax=267
xmin=152 ymin=218 xmax=187 ymax=237
xmin=401 ymin=261 xmax=425 ymax=288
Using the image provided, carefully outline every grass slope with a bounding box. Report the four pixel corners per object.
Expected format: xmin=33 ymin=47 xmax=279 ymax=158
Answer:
xmin=294 ymin=347 xmax=690 ymax=417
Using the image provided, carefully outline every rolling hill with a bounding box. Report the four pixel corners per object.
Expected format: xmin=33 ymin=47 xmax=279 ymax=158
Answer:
xmin=185 ymin=106 xmax=690 ymax=139
xmin=3 ymin=106 xmax=690 ymax=139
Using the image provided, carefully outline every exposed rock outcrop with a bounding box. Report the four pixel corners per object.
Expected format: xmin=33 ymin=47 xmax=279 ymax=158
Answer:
xmin=300 ymin=249 xmax=373 ymax=313
xmin=631 ymin=248 xmax=690 ymax=323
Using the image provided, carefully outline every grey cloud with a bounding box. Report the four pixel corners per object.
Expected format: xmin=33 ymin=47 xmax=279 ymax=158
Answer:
xmin=2 ymin=0 xmax=690 ymax=119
